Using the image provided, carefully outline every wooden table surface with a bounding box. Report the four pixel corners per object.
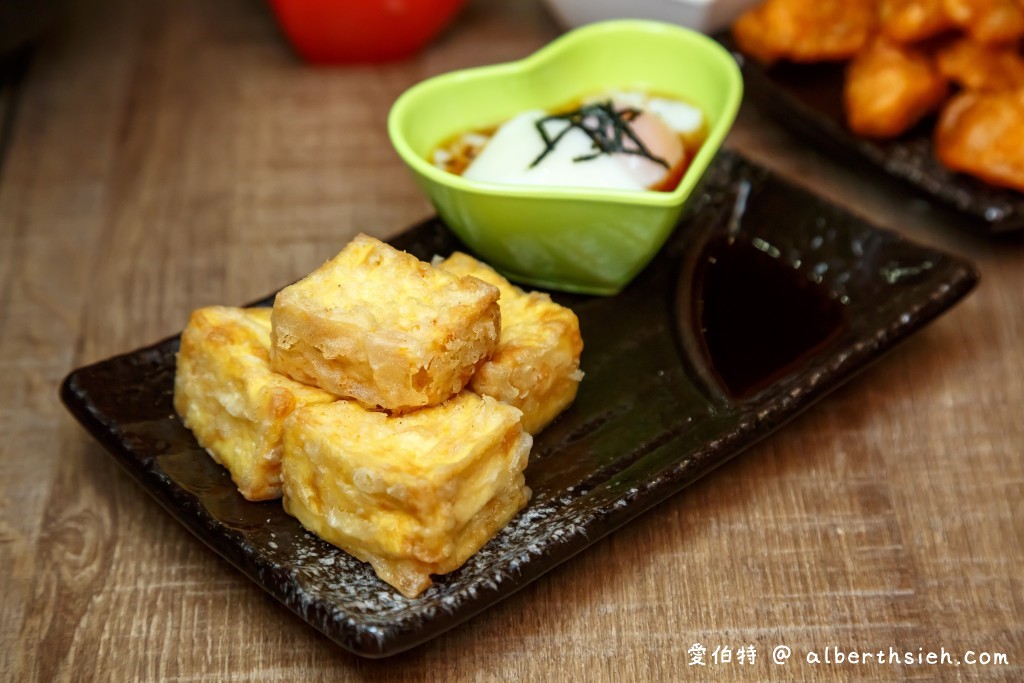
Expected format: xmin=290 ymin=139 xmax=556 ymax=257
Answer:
xmin=2 ymin=0 xmax=1021 ymax=680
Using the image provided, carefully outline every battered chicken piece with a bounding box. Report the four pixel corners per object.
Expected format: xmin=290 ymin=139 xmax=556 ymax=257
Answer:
xmin=844 ymin=39 xmax=949 ymax=137
xmin=943 ymin=0 xmax=1024 ymax=44
xmin=879 ymin=0 xmax=955 ymax=43
xmin=936 ymin=38 xmax=1024 ymax=91
xmin=732 ymin=0 xmax=877 ymax=64
xmin=935 ymin=88 xmax=1024 ymax=191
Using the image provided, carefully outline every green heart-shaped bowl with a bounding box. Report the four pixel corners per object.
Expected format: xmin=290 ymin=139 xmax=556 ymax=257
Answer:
xmin=388 ymin=20 xmax=742 ymax=295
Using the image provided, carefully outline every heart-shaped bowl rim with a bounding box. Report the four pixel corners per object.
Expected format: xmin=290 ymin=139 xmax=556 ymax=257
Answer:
xmin=389 ymin=19 xmax=742 ymax=208
xmin=388 ymin=19 xmax=743 ymax=295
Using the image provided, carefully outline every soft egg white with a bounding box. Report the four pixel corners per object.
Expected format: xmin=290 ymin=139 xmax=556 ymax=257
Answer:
xmin=462 ymin=110 xmax=647 ymax=191
xmin=461 ymin=92 xmax=703 ymax=192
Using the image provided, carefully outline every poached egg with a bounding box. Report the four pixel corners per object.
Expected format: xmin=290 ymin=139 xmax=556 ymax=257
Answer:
xmin=461 ymin=91 xmax=704 ymax=192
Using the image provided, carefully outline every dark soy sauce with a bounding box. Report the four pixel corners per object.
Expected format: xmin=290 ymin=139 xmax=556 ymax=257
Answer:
xmin=692 ymin=237 xmax=847 ymax=399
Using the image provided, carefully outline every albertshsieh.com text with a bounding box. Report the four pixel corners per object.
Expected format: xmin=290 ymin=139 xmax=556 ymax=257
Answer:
xmin=804 ymin=646 xmax=1008 ymax=666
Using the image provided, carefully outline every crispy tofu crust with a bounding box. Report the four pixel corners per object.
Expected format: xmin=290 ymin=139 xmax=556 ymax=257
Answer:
xmin=436 ymin=252 xmax=584 ymax=434
xmin=174 ymin=306 xmax=337 ymax=501
xmin=270 ymin=234 xmax=500 ymax=413
xmin=281 ymin=393 xmax=532 ymax=598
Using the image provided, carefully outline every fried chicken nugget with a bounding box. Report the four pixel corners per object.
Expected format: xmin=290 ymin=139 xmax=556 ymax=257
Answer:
xmin=936 ymin=37 xmax=1024 ymax=90
xmin=935 ymin=88 xmax=1024 ymax=191
xmin=879 ymin=0 xmax=955 ymax=43
xmin=733 ymin=0 xmax=877 ymax=65
xmin=943 ymin=0 xmax=1024 ymax=44
xmin=844 ymin=39 xmax=949 ymax=137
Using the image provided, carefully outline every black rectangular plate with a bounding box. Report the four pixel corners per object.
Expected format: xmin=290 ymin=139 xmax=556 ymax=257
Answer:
xmin=729 ymin=43 xmax=1024 ymax=234
xmin=60 ymin=151 xmax=977 ymax=658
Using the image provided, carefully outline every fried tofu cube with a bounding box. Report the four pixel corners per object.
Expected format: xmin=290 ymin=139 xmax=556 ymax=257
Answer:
xmin=174 ymin=306 xmax=337 ymax=501
xmin=844 ymin=38 xmax=949 ymax=138
xmin=435 ymin=252 xmax=583 ymax=435
xmin=281 ymin=393 xmax=532 ymax=598
xmin=270 ymin=234 xmax=500 ymax=413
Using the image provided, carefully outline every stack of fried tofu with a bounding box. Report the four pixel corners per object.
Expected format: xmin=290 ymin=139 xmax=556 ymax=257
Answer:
xmin=174 ymin=234 xmax=583 ymax=597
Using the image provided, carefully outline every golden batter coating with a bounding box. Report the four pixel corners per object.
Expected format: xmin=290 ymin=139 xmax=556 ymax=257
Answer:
xmin=935 ymin=88 xmax=1024 ymax=191
xmin=936 ymin=37 xmax=1024 ymax=91
xmin=174 ymin=306 xmax=337 ymax=501
xmin=732 ymin=0 xmax=877 ymax=65
xmin=943 ymin=0 xmax=1024 ymax=44
xmin=879 ymin=0 xmax=955 ymax=43
xmin=281 ymin=393 xmax=532 ymax=598
xmin=435 ymin=252 xmax=583 ymax=435
xmin=270 ymin=234 xmax=500 ymax=413
xmin=844 ymin=38 xmax=949 ymax=138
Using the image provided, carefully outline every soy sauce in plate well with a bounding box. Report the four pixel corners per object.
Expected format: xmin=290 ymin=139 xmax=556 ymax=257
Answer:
xmin=692 ymin=236 xmax=848 ymax=398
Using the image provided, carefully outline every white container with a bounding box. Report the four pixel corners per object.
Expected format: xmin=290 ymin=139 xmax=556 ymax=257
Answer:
xmin=541 ymin=0 xmax=758 ymax=35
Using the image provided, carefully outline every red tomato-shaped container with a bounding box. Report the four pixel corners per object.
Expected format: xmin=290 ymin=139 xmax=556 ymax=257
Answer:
xmin=269 ymin=0 xmax=467 ymax=64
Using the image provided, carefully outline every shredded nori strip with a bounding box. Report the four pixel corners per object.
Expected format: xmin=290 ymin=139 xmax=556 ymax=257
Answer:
xmin=529 ymin=100 xmax=670 ymax=169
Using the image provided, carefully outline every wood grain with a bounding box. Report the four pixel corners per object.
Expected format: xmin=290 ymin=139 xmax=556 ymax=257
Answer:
xmin=1 ymin=0 xmax=1021 ymax=680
